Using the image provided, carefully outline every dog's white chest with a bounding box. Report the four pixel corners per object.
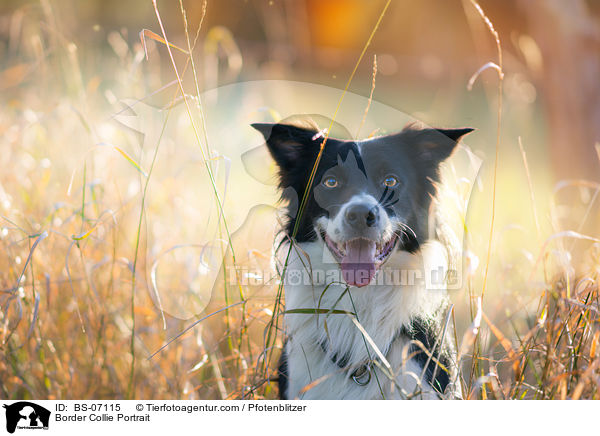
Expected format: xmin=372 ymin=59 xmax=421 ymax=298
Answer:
xmin=280 ymin=240 xmax=451 ymax=400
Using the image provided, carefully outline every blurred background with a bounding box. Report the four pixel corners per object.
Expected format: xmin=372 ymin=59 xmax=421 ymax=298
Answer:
xmin=0 ymin=0 xmax=599 ymax=400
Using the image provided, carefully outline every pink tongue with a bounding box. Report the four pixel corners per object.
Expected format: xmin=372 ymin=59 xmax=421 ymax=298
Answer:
xmin=341 ymin=239 xmax=377 ymax=287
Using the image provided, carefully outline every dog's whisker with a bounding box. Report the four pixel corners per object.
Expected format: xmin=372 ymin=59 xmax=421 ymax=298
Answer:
xmin=397 ymin=221 xmax=418 ymax=240
xmin=378 ymin=186 xmax=389 ymax=204
xmin=378 ymin=189 xmax=395 ymax=207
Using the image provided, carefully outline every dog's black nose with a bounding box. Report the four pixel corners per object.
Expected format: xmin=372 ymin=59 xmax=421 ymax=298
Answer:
xmin=345 ymin=204 xmax=379 ymax=228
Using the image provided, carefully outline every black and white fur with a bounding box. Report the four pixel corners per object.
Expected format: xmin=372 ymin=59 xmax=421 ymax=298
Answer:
xmin=253 ymin=120 xmax=473 ymax=400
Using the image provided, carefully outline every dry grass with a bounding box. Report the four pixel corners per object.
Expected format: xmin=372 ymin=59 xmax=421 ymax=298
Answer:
xmin=1 ymin=1 xmax=599 ymax=400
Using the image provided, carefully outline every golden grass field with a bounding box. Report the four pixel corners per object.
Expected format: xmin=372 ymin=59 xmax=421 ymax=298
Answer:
xmin=1 ymin=0 xmax=599 ymax=400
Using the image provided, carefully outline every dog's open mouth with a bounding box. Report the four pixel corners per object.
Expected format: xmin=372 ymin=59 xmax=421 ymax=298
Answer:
xmin=322 ymin=232 xmax=398 ymax=288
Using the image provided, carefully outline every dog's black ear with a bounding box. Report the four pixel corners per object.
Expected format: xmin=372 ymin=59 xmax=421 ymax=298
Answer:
xmin=435 ymin=127 xmax=475 ymax=143
xmin=401 ymin=123 xmax=474 ymax=163
xmin=251 ymin=122 xmax=319 ymax=171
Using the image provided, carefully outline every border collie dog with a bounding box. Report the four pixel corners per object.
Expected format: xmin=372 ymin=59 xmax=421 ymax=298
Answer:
xmin=253 ymin=121 xmax=473 ymax=400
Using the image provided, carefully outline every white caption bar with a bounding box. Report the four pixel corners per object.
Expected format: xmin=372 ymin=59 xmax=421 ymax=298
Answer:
xmin=0 ymin=400 xmax=594 ymax=435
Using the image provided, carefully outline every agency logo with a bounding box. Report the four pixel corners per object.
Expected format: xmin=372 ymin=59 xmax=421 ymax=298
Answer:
xmin=2 ymin=402 xmax=50 ymax=434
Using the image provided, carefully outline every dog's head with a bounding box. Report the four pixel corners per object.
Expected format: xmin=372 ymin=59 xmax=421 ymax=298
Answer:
xmin=252 ymin=121 xmax=473 ymax=288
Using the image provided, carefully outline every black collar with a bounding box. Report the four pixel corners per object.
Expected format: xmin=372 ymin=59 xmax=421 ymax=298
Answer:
xmin=317 ymin=319 xmax=451 ymax=393
xmin=318 ymin=329 xmax=404 ymax=385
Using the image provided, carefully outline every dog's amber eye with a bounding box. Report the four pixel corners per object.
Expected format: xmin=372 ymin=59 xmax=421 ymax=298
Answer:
xmin=323 ymin=176 xmax=338 ymax=188
xmin=383 ymin=176 xmax=399 ymax=187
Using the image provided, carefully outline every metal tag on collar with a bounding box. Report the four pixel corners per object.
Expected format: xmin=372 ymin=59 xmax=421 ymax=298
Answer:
xmin=351 ymin=362 xmax=372 ymax=386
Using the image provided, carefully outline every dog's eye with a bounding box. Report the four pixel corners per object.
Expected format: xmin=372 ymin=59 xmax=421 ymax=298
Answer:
xmin=323 ymin=176 xmax=338 ymax=188
xmin=383 ymin=176 xmax=399 ymax=187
